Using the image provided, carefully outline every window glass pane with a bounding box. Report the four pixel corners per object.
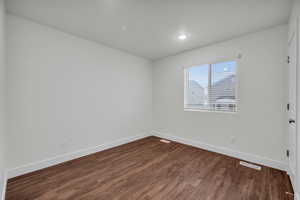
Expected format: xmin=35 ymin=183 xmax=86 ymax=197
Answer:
xmin=211 ymin=61 xmax=237 ymax=112
xmin=185 ymin=64 xmax=209 ymax=109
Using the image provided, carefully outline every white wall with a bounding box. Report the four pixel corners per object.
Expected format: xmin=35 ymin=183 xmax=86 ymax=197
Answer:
xmin=5 ymin=7 xmax=290 ymax=183
xmin=0 ymin=0 xmax=6 ymax=198
xmin=153 ymin=25 xmax=288 ymax=168
xmin=7 ymin=15 xmax=152 ymax=171
xmin=289 ymin=0 xmax=300 ymax=40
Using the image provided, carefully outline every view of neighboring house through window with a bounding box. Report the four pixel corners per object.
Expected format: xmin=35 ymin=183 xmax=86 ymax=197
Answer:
xmin=184 ymin=61 xmax=237 ymax=112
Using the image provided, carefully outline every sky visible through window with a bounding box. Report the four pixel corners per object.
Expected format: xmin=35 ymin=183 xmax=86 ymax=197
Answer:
xmin=188 ymin=64 xmax=209 ymax=88
xmin=188 ymin=61 xmax=236 ymax=87
xmin=212 ymin=61 xmax=236 ymax=84
xmin=186 ymin=61 xmax=237 ymax=111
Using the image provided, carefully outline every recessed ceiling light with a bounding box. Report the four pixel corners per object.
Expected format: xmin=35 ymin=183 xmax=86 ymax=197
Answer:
xmin=178 ymin=34 xmax=187 ymax=40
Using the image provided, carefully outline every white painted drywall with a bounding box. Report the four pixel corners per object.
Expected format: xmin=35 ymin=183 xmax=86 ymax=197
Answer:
xmin=7 ymin=14 xmax=152 ymax=169
xmin=0 ymin=0 xmax=6 ymax=198
xmin=5 ymin=0 xmax=291 ymax=60
xmin=153 ymin=25 xmax=288 ymax=165
xmin=289 ymin=0 xmax=300 ymax=197
xmin=289 ymin=0 xmax=300 ymax=40
xmin=5 ymin=9 xmax=289 ymax=183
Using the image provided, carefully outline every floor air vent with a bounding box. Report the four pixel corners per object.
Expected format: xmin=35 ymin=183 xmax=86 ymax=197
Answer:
xmin=239 ymin=161 xmax=261 ymax=170
xmin=160 ymin=139 xmax=171 ymax=143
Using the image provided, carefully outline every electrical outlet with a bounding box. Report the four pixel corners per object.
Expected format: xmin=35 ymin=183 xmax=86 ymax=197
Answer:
xmin=230 ymin=136 xmax=236 ymax=144
xmin=59 ymin=143 xmax=67 ymax=149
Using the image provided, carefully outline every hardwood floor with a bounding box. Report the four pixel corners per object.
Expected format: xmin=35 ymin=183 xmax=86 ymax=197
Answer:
xmin=6 ymin=136 xmax=293 ymax=200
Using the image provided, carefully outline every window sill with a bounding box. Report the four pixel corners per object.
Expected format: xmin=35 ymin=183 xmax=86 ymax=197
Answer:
xmin=184 ymin=108 xmax=237 ymax=114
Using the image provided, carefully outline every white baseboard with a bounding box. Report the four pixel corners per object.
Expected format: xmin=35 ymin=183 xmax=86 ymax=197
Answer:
xmin=0 ymin=172 xmax=7 ymax=200
xmin=6 ymin=130 xmax=288 ymax=180
xmin=7 ymin=133 xmax=150 ymax=179
xmin=287 ymin=169 xmax=297 ymax=196
xmin=152 ymin=131 xmax=287 ymax=171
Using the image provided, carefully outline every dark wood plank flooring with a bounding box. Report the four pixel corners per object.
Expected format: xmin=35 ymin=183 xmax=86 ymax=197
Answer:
xmin=6 ymin=136 xmax=293 ymax=200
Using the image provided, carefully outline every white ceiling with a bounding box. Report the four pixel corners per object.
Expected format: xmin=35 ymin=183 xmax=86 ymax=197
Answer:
xmin=6 ymin=0 xmax=292 ymax=60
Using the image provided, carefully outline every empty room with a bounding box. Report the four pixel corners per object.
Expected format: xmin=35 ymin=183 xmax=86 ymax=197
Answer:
xmin=0 ymin=0 xmax=300 ymax=199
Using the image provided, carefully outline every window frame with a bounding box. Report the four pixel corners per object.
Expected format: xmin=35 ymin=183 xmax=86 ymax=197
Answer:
xmin=183 ymin=58 xmax=240 ymax=113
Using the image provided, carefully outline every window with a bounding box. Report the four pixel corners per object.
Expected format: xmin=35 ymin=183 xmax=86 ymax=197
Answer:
xmin=184 ymin=61 xmax=237 ymax=112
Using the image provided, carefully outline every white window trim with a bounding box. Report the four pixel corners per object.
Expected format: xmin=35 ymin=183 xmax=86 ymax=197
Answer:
xmin=183 ymin=56 xmax=241 ymax=113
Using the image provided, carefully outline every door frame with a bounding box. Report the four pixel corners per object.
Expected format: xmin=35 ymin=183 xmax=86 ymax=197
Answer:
xmin=290 ymin=15 xmax=300 ymax=200
xmin=296 ymin=16 xmax=300 ymax=200
xmin=288 ymin=23 xmax=298 ymax=194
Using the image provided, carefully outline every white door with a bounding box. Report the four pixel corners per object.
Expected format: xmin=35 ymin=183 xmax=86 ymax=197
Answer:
xmin=288 ymin=27 xmax=298 ymax=190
